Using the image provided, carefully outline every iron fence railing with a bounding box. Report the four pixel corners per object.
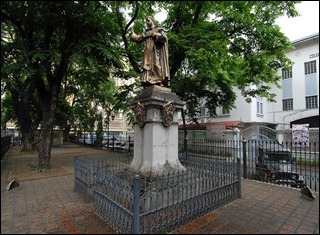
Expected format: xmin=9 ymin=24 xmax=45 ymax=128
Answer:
xmin=74 ymin=138 xmax=318 ymax=233
xmin=74 ymin=134 xmax=134 ymax=156
xmin=74 ymin=156 xmax=132 ymax=203
xmin=244 ymin=140 xmax=319 ymax=192
xmin=1 ymin=135 xmax=12 ymax=160
xmin=179 ymin=138 xmax=319 ymax=192
xmin=74 ymin=153 xmax=241 ymax=234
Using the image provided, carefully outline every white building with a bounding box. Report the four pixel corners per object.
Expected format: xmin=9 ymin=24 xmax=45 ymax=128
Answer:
xmin=179 ymin=33 xmax=319 ymax=146
xmin=270 ymin=33 xmax=319 ymax=144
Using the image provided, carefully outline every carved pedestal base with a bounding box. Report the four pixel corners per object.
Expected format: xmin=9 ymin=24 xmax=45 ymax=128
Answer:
xmin=129 ymin=85 xmax=186 ymax=177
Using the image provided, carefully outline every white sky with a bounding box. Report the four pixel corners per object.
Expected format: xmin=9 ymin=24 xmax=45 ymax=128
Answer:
xmin=155 ymin=1 xmax=319 ymax=42
xmin=276 ymin=1 xmax=319 ymax=41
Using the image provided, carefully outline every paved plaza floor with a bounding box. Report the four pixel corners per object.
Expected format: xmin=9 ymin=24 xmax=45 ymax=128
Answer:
xmin=1 ymin=144 xmax=319 ymax=234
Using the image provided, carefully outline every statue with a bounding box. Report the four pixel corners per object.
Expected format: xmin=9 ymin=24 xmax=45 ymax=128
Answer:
xmin=130 ymin=15 xmax=170 ymax=88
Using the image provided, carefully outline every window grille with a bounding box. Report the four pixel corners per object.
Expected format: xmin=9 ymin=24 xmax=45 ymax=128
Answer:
xmin=200 ymin=106 xmax=206 ymax=116
xmin=304 ymin=60 xmax=317 ymax=75
xmin=282 ymin=99 xmax=293 ymax=111
xmin=306 ymin=95 xmax=318 ymax=109
xmin=282 ymin=67 xmax=292 ymax=79
xmin=257 ymin=101 xmax=263 ymax=115
xmin=222 ymin=107 xmax=230 ymax=115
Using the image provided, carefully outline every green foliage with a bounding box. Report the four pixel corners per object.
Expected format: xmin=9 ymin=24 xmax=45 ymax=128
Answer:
xmin=120 ymin=1 xmax=299 ymax=121
xmin=296 ymin=158 xmax=319 ymax=166
xmin=27 ymin=160 xmax=37 ymax=171
xmin=187 ymin=146 xmax=233 ymax=158
xmin=1 ymin=93 xmax=15 ymax=129
xmin=1 ymin=2 xmax=124 ymax=145
xmin=93 ymin=113 xmax=104 ymax=145
xmin=1 ymin=1 xmax=301 ymax=146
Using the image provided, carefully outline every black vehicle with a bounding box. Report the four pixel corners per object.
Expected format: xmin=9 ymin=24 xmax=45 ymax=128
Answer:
xmin=255 ymin=143 xmax=305 ymax=188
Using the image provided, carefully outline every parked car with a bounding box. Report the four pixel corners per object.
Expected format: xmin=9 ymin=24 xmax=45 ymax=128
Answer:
xmin=255 ymin=143 xmax=305 ymax=188
xmin=102 ymin=138 xmax=110 ymax=146
xmin=77 ymin=135 xmax=96 ymax=145
xmin=108 ymin=141 xmax=134 ymax=152
xmin=102 ymin=135 xmax=120 ymax=146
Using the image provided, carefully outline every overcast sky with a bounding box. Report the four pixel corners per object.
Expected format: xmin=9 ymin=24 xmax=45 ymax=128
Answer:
xmin=155 ymin=1 xmax=319 ymax=42
xmin=276 ymin=1 xmax=319 ymax=41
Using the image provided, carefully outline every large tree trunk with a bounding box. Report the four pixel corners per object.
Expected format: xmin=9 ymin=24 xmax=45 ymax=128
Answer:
xmin=35 ymin=80 xmax=61 ymax=171
xmin=35 ymin=110 xmax=55 ymax=172
xmin=19 ymin=120 xmax=41 ymax=152
xmin=10 ymin=90 xmax=41 ymax=152
xmin=63 ymin=124 xmax=71 ymax=143
xmin=21 ymin=131 xmax=35 ymax=152
xmin=35 ymin=125 xmax=53 ymax=171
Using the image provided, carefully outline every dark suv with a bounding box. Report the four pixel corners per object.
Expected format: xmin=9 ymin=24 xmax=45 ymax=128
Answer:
xmin=255 ymin=143 xmax=305 ymax=188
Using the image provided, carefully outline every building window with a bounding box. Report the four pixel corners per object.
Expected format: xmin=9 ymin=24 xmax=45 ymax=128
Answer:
xmin=282 ymin=67 xmax=292 ymax=79
xmin=282 ymin=99 xmax=293 ymax=111
xmin=222 ymin=107 xmax=230 ymax=115
xmin=304 ymin=60 xmax=317 ymax=75
xmin=257 ymin=101 xmax=263 ymax=115
xmin=200 ymin=106 xmax=206 ymax=116
xmin=306 ymin=96 xmax=318 ymax=109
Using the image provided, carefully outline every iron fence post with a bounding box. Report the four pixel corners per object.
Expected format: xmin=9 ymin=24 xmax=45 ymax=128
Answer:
xmin=184 ymin=137 xmax=188 ymax=166
xmin=132 ymin=174 xmax=140 ymax=234
xmin=74 ymin=155 xmax=78 ymax=192
xmin=242 ymin=137 xmax=247 ymax=179
xmin=112 ymin=135 xmax=115 ymax=152
xmin=237 ymin=155 xmax=242 ymax=197
xmin=128 ymin=135 xmax=131 ymax=155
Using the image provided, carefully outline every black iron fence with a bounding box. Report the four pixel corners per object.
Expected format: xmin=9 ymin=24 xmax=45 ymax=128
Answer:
xmin=244 ymin=139 xmax=319 ymax=192
xmin=179 ymin=138 xmax=319 ymax=192
xmin=74 ymin=134 xmax=134 ymax=155
xmin=74 ymin=152 xmax=241 ymax=234
xmin=73 ymin=137 xmax=318 ymax=233
xmin=1 ymin=135 xmax=12 ymax=161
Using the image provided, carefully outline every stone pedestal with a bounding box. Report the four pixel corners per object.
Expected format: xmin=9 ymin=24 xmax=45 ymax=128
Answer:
xmin=129 ymin=85 xmax=186 ymax=177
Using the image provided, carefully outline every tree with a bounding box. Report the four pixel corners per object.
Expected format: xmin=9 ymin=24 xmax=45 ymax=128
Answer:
xmin=1 ymin=1 xmax=123 ymax=171
xmin=1 ymin=1 xmax=301 ymax=171
xmin=1 ymin=93 xmax=16 ymax=132
xmin=115 ymin=1 xmax=299 ymax=140
xmin=54 ymin=64 xmax=118 ymax=143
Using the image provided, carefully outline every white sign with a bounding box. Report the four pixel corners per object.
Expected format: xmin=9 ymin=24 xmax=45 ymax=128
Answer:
xmin=292 ymin=124 xmax=309 ymax=147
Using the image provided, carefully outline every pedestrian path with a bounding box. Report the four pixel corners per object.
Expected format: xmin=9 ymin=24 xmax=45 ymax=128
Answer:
xmin=171 ymin=179 xmax=319 ymax=234
xmin=1 ymin=145 xmax=319 ymax=234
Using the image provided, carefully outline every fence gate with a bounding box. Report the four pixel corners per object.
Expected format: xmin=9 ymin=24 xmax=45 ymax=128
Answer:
xmin=241 ymin=126 xmax=278 ymax=160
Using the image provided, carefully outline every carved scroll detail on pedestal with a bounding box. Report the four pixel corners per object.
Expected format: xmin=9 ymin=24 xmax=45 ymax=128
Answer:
xmin=134 ymin=102 xmax=146 ymax=128
xmin=162 ymin=102 xmax=175 ymax=127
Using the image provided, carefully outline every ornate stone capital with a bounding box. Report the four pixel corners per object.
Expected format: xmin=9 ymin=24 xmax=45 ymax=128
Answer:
xmin=162 ymin=101 xmax=175 ymax=127
xmin=134 ymin=102 xmax=146 ymax=128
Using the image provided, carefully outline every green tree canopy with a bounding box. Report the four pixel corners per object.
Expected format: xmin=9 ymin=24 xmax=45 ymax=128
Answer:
xmin=1 ymin=1 xmax=124 ymax=170
xmin=1 ymin=1 xmax=301 ymax=171
xmin=119 ymin=1 xmax=298 ymax=120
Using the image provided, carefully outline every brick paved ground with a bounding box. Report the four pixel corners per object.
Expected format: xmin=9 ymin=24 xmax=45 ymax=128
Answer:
xmin=1 ymin=144 xmax=319 ymax=234
xmin=171 ymin=179 xmax=319 ymax=234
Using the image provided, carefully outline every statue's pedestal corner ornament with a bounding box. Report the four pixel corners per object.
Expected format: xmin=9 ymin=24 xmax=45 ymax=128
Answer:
xmin=162 ymin=102 xmax=175 ymax=127
xmin=134 ymin=102 xmax=145 ymax=128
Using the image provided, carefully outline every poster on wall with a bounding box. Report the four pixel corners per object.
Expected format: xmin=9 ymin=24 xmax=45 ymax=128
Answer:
xmin=292 ymin=124 xmax=309 ymax=147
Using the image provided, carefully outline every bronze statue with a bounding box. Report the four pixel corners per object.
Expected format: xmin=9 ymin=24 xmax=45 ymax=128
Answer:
xmin=130 ymin=16 xmax=170 ymax=88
